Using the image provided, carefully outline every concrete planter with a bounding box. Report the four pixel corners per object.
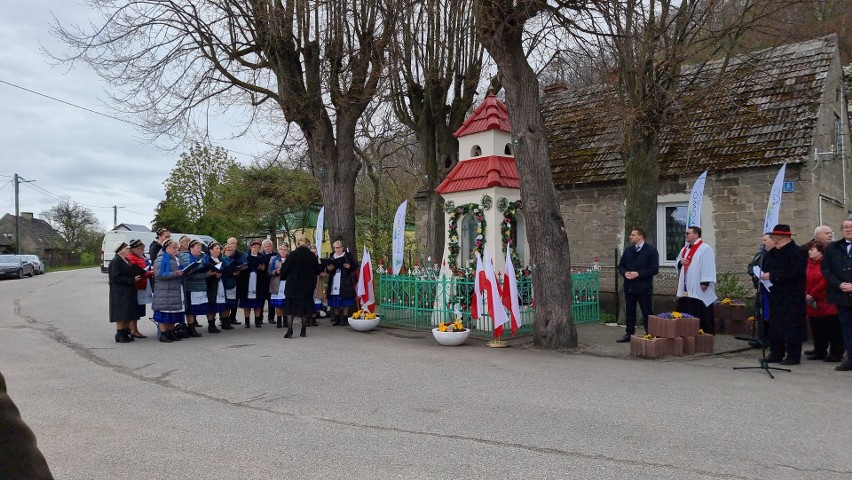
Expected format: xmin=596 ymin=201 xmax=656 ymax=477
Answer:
xmin=431 ymin=328 xmax=470 ymax=346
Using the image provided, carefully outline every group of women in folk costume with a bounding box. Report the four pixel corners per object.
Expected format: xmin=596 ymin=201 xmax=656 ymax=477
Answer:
xmin=108 ymin=228 xmax=362 ymax=342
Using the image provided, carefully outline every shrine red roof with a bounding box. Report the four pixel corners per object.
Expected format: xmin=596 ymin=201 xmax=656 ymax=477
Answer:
xmin=453 ymin=94 xmax=511 ymax=137
xmin=436 ymin=155 xmax=519 ymax=193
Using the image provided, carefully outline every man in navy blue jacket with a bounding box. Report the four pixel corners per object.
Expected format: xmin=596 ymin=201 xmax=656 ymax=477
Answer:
xmin=617 ymin=228 xmax=660 ymax=343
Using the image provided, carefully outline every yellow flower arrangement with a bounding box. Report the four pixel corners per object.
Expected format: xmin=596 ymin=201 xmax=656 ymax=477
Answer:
xmin=698 ymin=329 xmax=705 ymax=335
xmin=437 ymin=319 xmax=467 ymax=333
xmin=642 ymin=333 xmax=656 ymax=340
xmin=721 ymin=298 xmax=732 ymax=304
xmin=351 ymin=310 xmax=378 ymax=320
xmin=671 ymin=311 xmax=683 ymax=319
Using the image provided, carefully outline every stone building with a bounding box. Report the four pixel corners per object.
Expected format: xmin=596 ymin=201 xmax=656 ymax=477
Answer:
xmin=0 ymin=213 xmax=69 ymax=265
xmin=543 ymin=34 xmax=852 ymax=286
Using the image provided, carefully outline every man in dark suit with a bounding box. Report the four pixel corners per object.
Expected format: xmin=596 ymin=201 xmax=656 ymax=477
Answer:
xmin=820 ymin=219 xmax=852 ymax=372
xmin=616 ymin=228 xmax=660 ymax=343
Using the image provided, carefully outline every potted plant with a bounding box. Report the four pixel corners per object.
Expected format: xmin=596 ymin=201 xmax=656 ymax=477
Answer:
xmin=348 ymin=310 xmax=380 ymax=332
xmin=432 ymin=318 xmax=470 ymax=346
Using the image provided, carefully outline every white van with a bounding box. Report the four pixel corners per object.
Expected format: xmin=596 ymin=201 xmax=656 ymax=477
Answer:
xmin=100 ymin=231 xmax=218 ymax=272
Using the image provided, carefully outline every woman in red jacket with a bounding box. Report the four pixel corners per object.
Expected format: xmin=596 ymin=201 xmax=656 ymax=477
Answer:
xmin=127 ymin=239 xmax=154 ymax=338
xmin=805 ymin=240 xmax=844 ymax=362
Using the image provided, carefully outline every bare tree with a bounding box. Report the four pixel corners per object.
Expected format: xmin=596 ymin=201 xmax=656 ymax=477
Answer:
xmin=388 ymin=0 xmax=492 ymax=263
xmin=475 ymin=0 xmax=578 ymax=349
xmin=52 ymin=0 xmax=398 ymax=251
xmin=40 ymin=200 xmax=100 ymax=254
xmin=559 ymin=0 xmax=795 ymax=244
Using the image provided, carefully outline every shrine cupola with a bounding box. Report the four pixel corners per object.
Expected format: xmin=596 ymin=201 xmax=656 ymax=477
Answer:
xmin=436 ymin=94 xmax=526 ymax=272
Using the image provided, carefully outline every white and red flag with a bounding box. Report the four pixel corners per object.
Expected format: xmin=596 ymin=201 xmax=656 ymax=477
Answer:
xmin=483 ymin=249 xmax=510 ymax=339
xmin=356 ymin=246 xmax=376 ymax=313
xmin=471 ymin=254 xmax=484 ymax=320
xmin=502 ymin=247 xmax=521 ymax=335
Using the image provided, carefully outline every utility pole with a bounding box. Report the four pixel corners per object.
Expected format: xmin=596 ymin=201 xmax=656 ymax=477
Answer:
xmin=13 ymin=174 xmax=35 ymax=254
xmin=114 ymin=205 xmax=118 ymax=229
xmin=14 ymin=173 xmax=19 ymax=254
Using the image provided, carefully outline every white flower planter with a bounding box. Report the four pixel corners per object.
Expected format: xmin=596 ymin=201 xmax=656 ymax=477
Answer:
xmin=348 ymin=317 xmax=380 ymax=332
xmin=432 ymin=328 xmax=470 ymax=346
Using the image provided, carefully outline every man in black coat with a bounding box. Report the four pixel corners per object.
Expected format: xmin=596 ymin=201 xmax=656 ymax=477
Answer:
xmin=616 ymin=228 xmax=660 ymax=343
xmin=1 ymin=371 xmax=54 ymax=479
xmin=760 ymin=224 xmax=808 ymax=365
xmin=820 ymin=219 xmax=852 ymax=371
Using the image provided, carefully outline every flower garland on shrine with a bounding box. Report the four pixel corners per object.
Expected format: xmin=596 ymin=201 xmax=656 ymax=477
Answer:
xmin=445 ymin=202 xmax=486 ymax=270
xmin=500 ymin=199 xmax=523 ymax=264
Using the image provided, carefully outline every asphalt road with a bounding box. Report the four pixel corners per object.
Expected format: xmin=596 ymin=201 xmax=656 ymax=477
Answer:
xmin=1 ymin=268 xmax=851 ymax=479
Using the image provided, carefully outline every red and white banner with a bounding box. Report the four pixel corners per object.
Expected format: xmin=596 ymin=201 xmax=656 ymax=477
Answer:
xmin=471 ymin=254 xmax=484 ymax=320
xmin=502 ymin=247 xmax=521 ymax=336
xmin=356 ymin=246 xmax=375 ymax=312
xmin=483 ymin=249 xmax=510 ymax=338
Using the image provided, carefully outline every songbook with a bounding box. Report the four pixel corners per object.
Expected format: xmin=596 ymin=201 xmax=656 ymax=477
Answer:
xmin=182 ymin=260 xmax=214 ymax=275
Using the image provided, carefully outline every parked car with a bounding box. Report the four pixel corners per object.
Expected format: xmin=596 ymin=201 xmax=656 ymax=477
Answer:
xmin=22 ymin=255 xmax=45 ymax=275
xmin=0 ymin=254 xmax=35 ymax=278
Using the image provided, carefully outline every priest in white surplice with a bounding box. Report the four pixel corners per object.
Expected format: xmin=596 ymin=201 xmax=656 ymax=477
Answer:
xmin=676 ymin=225 xmax=718 ymax=333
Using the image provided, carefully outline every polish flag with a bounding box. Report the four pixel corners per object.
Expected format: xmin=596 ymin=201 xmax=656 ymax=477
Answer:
xmin=356 ymin=246 xmax=375 ymax=312
xmin=502 ymin=247 xmax=521 ymax=335
xmin=471 ymin=254 xmax=484 ymax=320
xmin=483 ymin=249 xmax=510 ymax=339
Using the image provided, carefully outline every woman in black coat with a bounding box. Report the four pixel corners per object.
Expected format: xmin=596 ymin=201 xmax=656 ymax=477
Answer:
xmin=760 ymin=225 xmax=808 ymax=365
xmin=325 ymin=239 xmax=358 ymax=326
xmin=109 ymin=242 xmax=146 ymax=343
xmin=281 ymin=235 xmax=322 ymax=338
xmin=236 ymin=239 xmax=268 ymax=328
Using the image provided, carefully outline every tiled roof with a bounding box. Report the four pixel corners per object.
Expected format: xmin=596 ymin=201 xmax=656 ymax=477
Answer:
xmin=436 ymin=155 xmax=520 ymax=193
xmin=114 ymin=223 xmax=151 ymax=232
xmin=454 ymin=94 xmax=511 ymax=137
xmin=543 ymin=35 xmax=838 ymax=185
xmin=0 ymin=214 xmax=67 ymax=249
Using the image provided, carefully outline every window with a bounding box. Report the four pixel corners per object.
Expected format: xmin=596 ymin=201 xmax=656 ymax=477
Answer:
xmin=460 ymin=214 xmax=478 ymax=267
xmin=656 ymin=203 xmax=688 ymax=264
xmin=504 ymin=143 xmax=513 ymax=156
xmin=470 ymin=145 xmax=482 ymax=157
xmin=835 ymin=113 xmax=843 ymax=158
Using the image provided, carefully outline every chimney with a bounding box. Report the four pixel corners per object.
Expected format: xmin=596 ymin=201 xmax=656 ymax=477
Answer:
xmin=21 ymin=212 xmax=33 ymax=221
xmin=543 ymin=82 xmax=569 ymax=96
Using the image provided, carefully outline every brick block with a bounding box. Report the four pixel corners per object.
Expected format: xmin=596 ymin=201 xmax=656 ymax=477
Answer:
xmin=648 ymin=315 xmax=680 ymax=339
xmin=684 ymin=336 xmax=696 ymax=355
xmin=630 ymin=336 xmax=669 ymax=359
xmin=696 ymin=334 xmax=715 ymax=353
xmin=671 ymin=337 xmax=684 ymax=356
xmin=680 ymin=317 xmax=700 ymax=338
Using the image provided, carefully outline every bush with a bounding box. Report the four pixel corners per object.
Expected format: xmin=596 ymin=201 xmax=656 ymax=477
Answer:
xmin=715 ymin=272 xmax=750 ymax=300
xmin=80 ymin=252 xmax=96 ymax=266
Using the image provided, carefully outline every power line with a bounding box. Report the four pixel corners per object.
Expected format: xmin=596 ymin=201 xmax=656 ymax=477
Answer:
xmin=0 ymin=78 xmax=258 ymax=160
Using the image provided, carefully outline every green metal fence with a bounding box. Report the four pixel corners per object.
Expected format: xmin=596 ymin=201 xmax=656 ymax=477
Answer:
xmin=376 ymin=270 xmax=600 ymax=338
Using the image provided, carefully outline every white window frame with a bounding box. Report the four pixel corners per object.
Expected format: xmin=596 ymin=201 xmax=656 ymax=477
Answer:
xmin=656 ymin=202 xmax=688 ymax=266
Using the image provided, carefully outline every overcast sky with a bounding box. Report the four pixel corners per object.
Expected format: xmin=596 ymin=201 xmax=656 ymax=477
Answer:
xmin=0 ymin=1 xmax=262 ymax=232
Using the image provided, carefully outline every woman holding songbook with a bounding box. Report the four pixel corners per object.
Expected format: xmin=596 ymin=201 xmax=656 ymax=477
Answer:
xmin=127 ymin=239 xmax=154 ymax=338
xmin=237 ymin=239 xmax=268 ymax=328
xmin=109 ymin=241 xmax=147 ymax=343
xmin=152 ymin=239 xmax=186 ymax=343
xmin=325 ymin=239 xmax=358 ymax=326
xmin=204 ymin=242 xmax=228 ymax=333
xmin=181 ymin=239 xmax=210 ymax=338
xmin=221 ymin=243 xmax=241 ymax=327
xmin=268 ymin=243 xmax=290 ymax=328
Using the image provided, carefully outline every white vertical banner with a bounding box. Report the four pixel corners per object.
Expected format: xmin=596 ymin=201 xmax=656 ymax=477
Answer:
xmin=686 ymin=170 xmax=707 ymax=228
xmin=392 ymin=200 xmax=407 ymax=275
xmin=763 ymin=163 xmax=786 ymax=234
xmin=315 ymin=206 xmax=324 ymax=253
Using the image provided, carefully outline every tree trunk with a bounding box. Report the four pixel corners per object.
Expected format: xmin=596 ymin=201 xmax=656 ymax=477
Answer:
xmin=623 ymin=123 xmax=660 ymax=246
xmin=476 ymin=1 xmax=577 ymax=349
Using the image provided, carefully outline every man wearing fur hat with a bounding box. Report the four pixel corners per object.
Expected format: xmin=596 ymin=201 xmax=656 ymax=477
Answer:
xmin=759 ymin=224 xmax=808 ymax=365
